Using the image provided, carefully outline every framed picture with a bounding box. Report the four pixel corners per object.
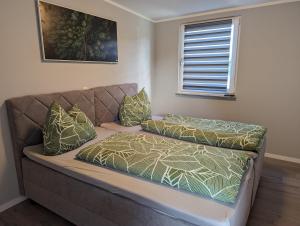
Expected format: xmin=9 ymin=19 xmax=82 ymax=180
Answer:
xmin=37 ymin=1 xmax=118 ymax=63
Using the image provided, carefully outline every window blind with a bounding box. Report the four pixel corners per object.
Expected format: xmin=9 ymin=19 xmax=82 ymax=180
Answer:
xmin=181 ymin=19 xmax=238 ymax=95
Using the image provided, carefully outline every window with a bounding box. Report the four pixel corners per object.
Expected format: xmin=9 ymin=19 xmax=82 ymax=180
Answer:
xmin=178 ymin=17 xmax=240 ymax=97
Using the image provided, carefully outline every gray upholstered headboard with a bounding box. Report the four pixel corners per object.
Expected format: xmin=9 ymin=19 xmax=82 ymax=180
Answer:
xmin=6 ymin=83 xmax=137 ymax=195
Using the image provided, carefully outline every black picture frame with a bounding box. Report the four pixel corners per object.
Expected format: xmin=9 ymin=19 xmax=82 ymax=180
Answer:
xmin=37 ymin=1 xmax=118 ymax=63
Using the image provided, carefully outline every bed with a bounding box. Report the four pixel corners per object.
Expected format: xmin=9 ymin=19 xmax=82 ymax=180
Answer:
xmin=6 ymin=83 xmax=266 ymax=226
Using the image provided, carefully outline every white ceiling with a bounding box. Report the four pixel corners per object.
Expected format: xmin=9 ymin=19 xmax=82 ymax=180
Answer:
xmin=106 ymin=0 xmax=290 ymax=21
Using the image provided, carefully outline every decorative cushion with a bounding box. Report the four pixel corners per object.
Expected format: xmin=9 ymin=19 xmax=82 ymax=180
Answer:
xmin=68 ymin=104 xmax=97 ymax=141
xmin=119 ymin=88 xmax=151 ymax=126
xmin=43 ymin=102 xmax=94 ymax=155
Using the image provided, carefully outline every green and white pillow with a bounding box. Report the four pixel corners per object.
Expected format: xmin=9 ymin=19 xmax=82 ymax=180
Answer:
xmin=68 ymin=104 xmax=97 ymax=140
xmin=119 ymin=88 xmax=151 ymax=127
xmin=43 ymin=102 xmax=96 ymax=155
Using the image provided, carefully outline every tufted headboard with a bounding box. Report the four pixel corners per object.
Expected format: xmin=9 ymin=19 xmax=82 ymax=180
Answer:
xmin=6 ymin=83 xmax=137 ymax=195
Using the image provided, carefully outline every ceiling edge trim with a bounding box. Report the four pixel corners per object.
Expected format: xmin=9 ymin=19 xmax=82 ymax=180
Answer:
xmin=104 ymin=0 xmax=154 ymax=22
xmin=155 ymin=0 xmax=300 ymax=23
xmin=104 ymin=0 xmax=300 ymax=23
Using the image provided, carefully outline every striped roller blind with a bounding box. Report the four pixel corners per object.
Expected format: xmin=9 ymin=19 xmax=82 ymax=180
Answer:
xmin=180 ymin=18 xmax=239 ymax=95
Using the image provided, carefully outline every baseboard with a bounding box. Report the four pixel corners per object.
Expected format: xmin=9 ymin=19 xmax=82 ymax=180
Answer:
xmin=0 ymin=196 xmax=27 ymax=213
xmin=265 ymin=153 xmax=300 ymax=164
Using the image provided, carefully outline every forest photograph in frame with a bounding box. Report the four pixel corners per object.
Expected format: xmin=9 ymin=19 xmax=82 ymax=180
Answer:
xmin=38 ymin=1 xmax=118 ymax=63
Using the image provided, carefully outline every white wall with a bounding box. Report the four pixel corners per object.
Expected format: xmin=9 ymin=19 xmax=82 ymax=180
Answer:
xmin=0 ymin=0 xmax=154 ymax=205
xmin=152 ymin=2 xmax=300 ymax=159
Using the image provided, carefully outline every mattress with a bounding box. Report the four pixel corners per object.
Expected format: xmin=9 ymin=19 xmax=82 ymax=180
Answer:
xmin=100 ymin=115 xmax=164 ymax=132
xmin=23 ymin=125 xmax=263 ymax=226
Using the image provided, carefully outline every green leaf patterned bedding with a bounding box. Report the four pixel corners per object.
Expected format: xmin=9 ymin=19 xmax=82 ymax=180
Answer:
xmin=119 ymin=88 xmax=151 ymax=127
xmin=76 ymin=132 xmax=252 ymax=204
xmin=68 ymin=104 xmax=97 ymax=140
xmin=141 ymin=114 xmax=266 ymax=152
xmin=43 ymin=102 xmax=96 ymax=155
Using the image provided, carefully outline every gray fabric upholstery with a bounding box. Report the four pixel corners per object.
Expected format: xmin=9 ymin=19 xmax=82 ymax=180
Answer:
xmin=23 ymin=137 xmax=266 ymax=226
xmin=93 ymin=84 xmax=137 ymax=125
xmin=6 ymin=83 xmax=264 ymax=226
xmin=22 ymin=158 xmax=197 ymax=226
xmin=6 ymin=83 xmax=137 ymax=194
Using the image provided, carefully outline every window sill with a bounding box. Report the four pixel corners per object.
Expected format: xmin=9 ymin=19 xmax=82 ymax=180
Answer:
xmin=176 ymin=91 xmax=236 ymax=100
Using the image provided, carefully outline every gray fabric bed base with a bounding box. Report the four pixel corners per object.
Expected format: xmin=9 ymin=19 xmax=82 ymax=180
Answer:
xmin=22 ymin=158 xmax=197 ymax=226
xmin=21 ymin=131 xmax=266 ymax=226
xmin=21 ymin=124 xmax=266 ymax=226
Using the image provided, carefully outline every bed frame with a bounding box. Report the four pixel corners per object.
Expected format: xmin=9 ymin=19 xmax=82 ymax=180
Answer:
xmin=6 ymin=83 xmax=265 ymax=226
xmin=6 ymin=83 xmax=199 ymax=226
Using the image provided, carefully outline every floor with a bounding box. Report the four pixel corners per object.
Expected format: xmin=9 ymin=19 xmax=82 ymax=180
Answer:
xmin=0 ymin=158 xmax=299 ymax=226
xmin=247 ymin=158 xmax=300 ymax=226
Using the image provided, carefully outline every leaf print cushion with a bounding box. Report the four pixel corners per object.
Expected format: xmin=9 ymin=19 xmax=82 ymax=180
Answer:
xmin=119 ymin=88 xmax=151 ymax=127
xmin=68 ymin=104 xmax=97 ymax=141
xmin=43 ymin=102 xmax=95 ymax=155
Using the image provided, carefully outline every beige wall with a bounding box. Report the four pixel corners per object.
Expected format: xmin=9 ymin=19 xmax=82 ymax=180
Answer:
xmin=1 ymin=0 xmax=300 ymax=207
xmin=0 ymin=0 xmax=154 ymax=205
xmin=152 ymin=2 xmax=300 ymax=158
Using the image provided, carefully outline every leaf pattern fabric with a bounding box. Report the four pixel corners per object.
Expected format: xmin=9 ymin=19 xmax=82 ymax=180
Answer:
xmin=68 ymin=104 xmax=97 ymax=140
xmin=119 ymin=88 xmax=151 ymax=127
xmin=142 ymin=114 xmax=266 ymax=151
xmin=43 ymin=102 xmax=95 ymax=155
xmin=76 ymin=132 xmax=251 ymax=203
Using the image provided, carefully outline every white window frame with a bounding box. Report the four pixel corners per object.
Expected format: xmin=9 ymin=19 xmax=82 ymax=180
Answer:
xmin=177 ymin=17 xmax=241 ymax=97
